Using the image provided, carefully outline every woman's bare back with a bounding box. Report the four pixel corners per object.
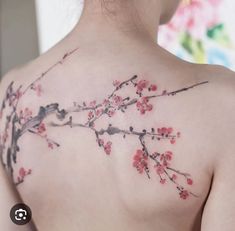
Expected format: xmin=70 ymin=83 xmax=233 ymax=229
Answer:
xmin=1 ymin=34 xmax=235 ymax=231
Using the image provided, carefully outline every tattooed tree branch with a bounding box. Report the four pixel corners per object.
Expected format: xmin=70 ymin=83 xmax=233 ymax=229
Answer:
xmin=0 ymin=47 xmax=209 ymax=199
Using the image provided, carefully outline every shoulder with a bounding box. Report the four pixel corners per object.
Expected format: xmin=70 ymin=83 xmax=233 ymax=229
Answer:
xmin=199 ymin=67 xmax=235 ymax=231
xmin=0 ymin=62 xmax=33 ymax=97
xmin=187 ymin=64 xmax=235 ymax=112
xmin=200 ymin=64 xmax=235 ymax=113
xmin=195 ymin=64 xmax=235 ymax=163
xmin=193 ymin=63 xmax=235 ymax=91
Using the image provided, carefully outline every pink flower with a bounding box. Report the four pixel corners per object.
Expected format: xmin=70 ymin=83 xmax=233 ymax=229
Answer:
xmin=136 ymin=97 xmax=153 ymax=115
xmin=37 ymin=123 xmax=46 ymax=134
xmin=160 ymin=179 xmax=166 ymax=184
xmin=107 ymin=109 xmax=115 ymax=117
xmin=180 ymin=190 xmax=189 ymax=200
xmin=112 ymin=95 xmax=123 ymax=107
xmin=19 ymin=108 xmax=33 ymax=123
xmin=89 ymin=100 xmax=96 ymax=107
xmin=95 ymin=109 xmax=103 ymax=116
xmin=155 ymin=164 xmax=165 ymax=175
xmin=172 ymin=174 xmax=177 ymax=180
xmin=133 ymin=149 xmax=148 ymax=174
xmin=160 ymin=154 xmax=171 ymax=167
xmin=187 ymin=178 xmax=193 ymax=185
xmin=88 ymin=111 xmax=94 ymax=120
xmin=48 ymin=142 xmax=54 ymax=149
xmin=98 ymin=139 xmax=104 ymax=145
xmin=136 ymin=80 xmax=149 ymax=93
xmin=104 ymin=141 xmax=112 ymax=155
xmin=157 ymin=127 xmax=173 ymax=136
xmin=167 ymin=127 xmax=173 ymax=134
xmin=18 ymin=167 xmax=32 ymax=183
xmin=31 ymin=84 xmax=42 ymax=97
xmin=103 ymin=99 xmax=110 ymax=106
xmin=149 ymin=84 xmax=157 ymax=91
xmin=113 ymin=80 xmax=121 ymax=87
xmin=15 ymin=89 xmax=22 ymax=99
xmin=165 ymin=151 xmax=173 ymax=161
xmin=19 ymin=167 xmax=26 ymax=177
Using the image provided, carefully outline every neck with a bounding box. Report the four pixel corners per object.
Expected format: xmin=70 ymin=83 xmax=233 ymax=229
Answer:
xmin=70 ymin=0 xmax=162 ymax=45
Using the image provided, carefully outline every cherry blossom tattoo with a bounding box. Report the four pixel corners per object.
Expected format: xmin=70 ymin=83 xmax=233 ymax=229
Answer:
xmin=0 ymin=48 xmax=209 ymax=199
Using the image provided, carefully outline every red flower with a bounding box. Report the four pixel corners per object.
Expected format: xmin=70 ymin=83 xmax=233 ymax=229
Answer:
xmin=136 ymin=97 xmax=153 ymax=115
xmin=31 ymin=84 xmax=42 ymax=97
xmin=89 ymin=100 xmax=96 ymax=107
xmin=112 ymin=95 xmax=123 ymax=107
xmin=187 ymin=178 xmax=193 ymax=185
xmin=37 ymin=123 xmax=46 ymax=134
xmin=98 ymin=139 xmax=104 ymax=145
xmin=103 ymin=99 xmax=110 ymax=106
xmin=88 ymin=111 xmax=94 ymax=120
xmin=149 ymin=84 xmax=157 ymax=91
xmin=180 ymin=190 xmax=189 ymax=200
xmin=15 ymin=89 xmax=22 ymax=99
xmin=136 ymin=80 xmax=149 ymax=92
xmin=18 ymin=167 xmax=32 ymax=182
xmin=165 ymin=151 xmax=173 ymax=161
xmin=158 ymin=127 xmax=173 ymax=135
xmin=107 ymin=109 xmax=115 ymax=117
xmin=19 ymin=167 xmax=26 ymax=177
xmin=133 ymin=149 xmax=148 ymax=174
xmin=172 ymin=174 xmax=177 ymax=180
xmin=160 ymin=154 xmax=171 ymax=167
xmin=155 ymin=164 xmax=165 ymax=175
xmin=113 ymin=80 xmax=121 ymax=87
xmin=104 ymin=141 xmax=112 ymax=155
xmin=19 ymin=108 xmax=33 ymax=123
xmin=95 ymin=109 xmax=103 ymax=116
xmin=167 ymin=127 xmax=173 ymax=134
xmin=48 ymin=142 xmax=54 ymax=149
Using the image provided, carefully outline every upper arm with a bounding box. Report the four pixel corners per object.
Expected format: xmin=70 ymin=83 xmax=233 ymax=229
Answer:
xmin=0 ymin=164 xmax=31 ymax=230
xmin=201 ymin=153 xmax=235 ymax=230
xmin=0 ymin=73 xmax=35 ymax=230
xmin=201 ymin=68 xmax=235 ymax=231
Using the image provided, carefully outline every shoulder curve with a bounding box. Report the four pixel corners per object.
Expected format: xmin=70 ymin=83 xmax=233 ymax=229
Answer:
xmin=195 ymin=64 xmax=235 ymax=84
xmin=0 ymin=69 xmax=19 ymax=101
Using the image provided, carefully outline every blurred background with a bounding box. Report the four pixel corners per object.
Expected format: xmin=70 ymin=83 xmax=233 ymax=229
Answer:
xmin=0 ymin=0 xmax=234 ymax=78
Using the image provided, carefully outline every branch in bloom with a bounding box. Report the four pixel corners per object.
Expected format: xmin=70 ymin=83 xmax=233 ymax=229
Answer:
xmin=0 ymin=47 xmax=209 ymax=201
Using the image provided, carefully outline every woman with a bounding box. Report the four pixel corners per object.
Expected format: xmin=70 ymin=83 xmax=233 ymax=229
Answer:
xmin=0 ymin=0 xmax=235 ymax=230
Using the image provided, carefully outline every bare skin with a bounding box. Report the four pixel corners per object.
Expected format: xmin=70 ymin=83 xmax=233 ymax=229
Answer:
xmin=1 ymin=0 xmax=235 ymax=230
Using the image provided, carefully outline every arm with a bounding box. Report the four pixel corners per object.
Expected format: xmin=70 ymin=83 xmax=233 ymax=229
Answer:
xmin=0 ymin=164 xmax=35 ymax=230
xmin=0 ymin=74 xmax=36 ymax=230
xmin=201 ymin=153 xmax=235 ymax=230
xmin=201 ymin=69 xmax=235 ymax=231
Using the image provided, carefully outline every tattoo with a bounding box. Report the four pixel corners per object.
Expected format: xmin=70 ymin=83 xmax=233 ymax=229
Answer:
xmin=0 ymin=48 xmax=208 ymax=200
